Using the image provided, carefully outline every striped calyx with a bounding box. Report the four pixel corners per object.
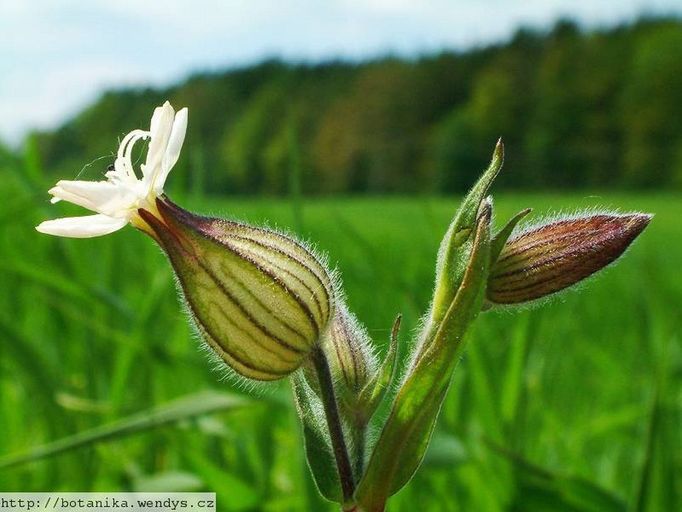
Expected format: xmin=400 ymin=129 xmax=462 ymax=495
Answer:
xmin=487 ymin=212 xmax=651 ymax=304
xmin=325 ymin=304 xmax=377 ymax=398
xmin=139 ymin=197 xmax=334 ymax=381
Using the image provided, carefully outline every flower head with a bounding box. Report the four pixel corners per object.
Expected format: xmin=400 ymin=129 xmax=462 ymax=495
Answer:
xmin=36 ymin=101 xmax=335 ymax=381
xmin=36 ymin=101 xmax=187 ymax=238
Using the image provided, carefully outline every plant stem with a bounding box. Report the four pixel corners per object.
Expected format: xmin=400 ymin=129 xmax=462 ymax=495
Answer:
xmin=311 ymin=346 xmax=356 ymax=502
xmin=352 ymin=420 xmax=366 ymax=479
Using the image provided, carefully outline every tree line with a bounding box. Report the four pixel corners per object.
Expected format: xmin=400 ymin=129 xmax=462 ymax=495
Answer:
xmin=30 ymin=17 xmax=682 ymax=194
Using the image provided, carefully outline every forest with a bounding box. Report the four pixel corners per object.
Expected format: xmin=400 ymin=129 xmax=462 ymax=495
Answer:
xmin=10 ymin=17 xmax=682 ymax=195
xmin=2 ymin=13 xmax=680 ymax=512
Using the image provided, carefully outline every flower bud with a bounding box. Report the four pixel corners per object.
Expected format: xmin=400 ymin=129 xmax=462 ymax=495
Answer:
xmin=487 ymin=212 xmax=651 ymax=304
xmin=138 ymin=196 xmax=334 ymax=381
xmin=301 ymin=302 xmax=378 ymax=409
xmin=326 ymin=303 xmax=377 ymax=397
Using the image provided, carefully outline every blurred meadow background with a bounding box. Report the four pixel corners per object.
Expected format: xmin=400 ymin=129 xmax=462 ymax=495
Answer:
xmin=1 ymin=1 xmax=681 ymax=511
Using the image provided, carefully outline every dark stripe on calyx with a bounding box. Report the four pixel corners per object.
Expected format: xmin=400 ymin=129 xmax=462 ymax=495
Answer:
xmin=151 ymin=233 xmax=294 ymax=378
xmin=496 ymin=216 xmax=619 ymax=266
xmin=491 ymin=236 xmax=620 ymax=285
xmin=210 ymin=257 xmax=310 ymax=348
xmin=231 ymin=226 xmax=332 ymax=292
xmin=227 ymin=235 xmax=330 ymax=322
xmin=490 ymin=258 xmax=593 ymax=298
xmin=330 ymin=319 xmax=351 ymax=385
xmin=195 ymin=257 xmax=307 ymax=357
xmin=145 ymin=208 xmax=295 ymax=380
xmin=338 ymin=314 xmax=361 ymax=387
xmin=496 ymin=229 xmax=582 ymax=268
xmin=195 ymin=321 xmax=291 ymax=380
xmin=204 ymin=235 xmax=321 ymax=339
xmin=200 ymin=294 xmax=300 ymax=369
xmin=157 ymin=198 xmax=329 ymax=331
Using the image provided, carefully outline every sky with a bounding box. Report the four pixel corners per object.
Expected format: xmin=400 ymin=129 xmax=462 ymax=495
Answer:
xmin=1 ymin=0 xmax=681 ymax=145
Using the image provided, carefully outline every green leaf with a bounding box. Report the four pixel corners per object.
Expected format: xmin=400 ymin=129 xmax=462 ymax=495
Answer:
xmin=0 ymin=260 xmax=131 ymax=316
xmin=421 ymin=432 xmax=468 ymax=469
xmin=487 ymin=440 xmax=627 ymax=512
xmin=132 ymin=471 xmax=205 ymax=492
xmin=490 ymin=207 xmax=532 ymax=264
xmin=500 ymin=314 xmax=532 ymax=425
xmin=512 ymin=482 xmax=584 ymax=512
xmin=355 ymin=203 xmax=492 ymax=511
xmin=0 ymin=391 xmax=249 ymax=470
xmin=432 ymin=140 xmax=503 ymax=319
xmin=292 ymin=374 xmax=343 ymax=504
xmin=358 ymin=314 xmax=401 ymax=420
xmin=185 ymin=452 xmax=261 ymax=511
xmin=632 ymin=382 xmax=678 ymax=511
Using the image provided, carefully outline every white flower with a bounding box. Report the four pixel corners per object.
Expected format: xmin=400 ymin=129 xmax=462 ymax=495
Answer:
xmin=36 ymin=101 xmax=188 ymax=238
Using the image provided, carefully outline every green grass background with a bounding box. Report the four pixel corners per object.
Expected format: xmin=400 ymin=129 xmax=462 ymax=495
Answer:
xmin=0 ymin=159 xmax=680 ymax=511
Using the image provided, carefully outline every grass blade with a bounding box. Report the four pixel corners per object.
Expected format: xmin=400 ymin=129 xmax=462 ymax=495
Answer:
xmin=0 ymin=391 xmax=250 ymax=470
xmin=485 ymin=439 xmax=627 ymax=512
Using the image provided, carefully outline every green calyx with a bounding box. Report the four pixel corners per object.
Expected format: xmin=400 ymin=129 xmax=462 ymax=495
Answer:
xmin=140 ymin=197 xmax=334 ymax=381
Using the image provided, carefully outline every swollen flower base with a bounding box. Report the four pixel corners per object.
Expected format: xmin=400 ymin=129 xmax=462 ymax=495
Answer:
xmin=37 ymin=104 xmax=652 ymax=512
xmin=140 ymin=196 xmax=333 ymax=380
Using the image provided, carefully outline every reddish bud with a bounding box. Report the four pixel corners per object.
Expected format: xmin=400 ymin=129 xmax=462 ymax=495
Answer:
xmin=487 ymin=213 xmax=651 ymax=304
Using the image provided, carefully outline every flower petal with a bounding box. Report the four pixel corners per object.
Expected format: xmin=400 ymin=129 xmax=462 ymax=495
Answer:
xmin=36 ymin=214 xmax=128 ymax=238
xmin=144 ymin=102 xmax=175 ymax=179
xmin=49 ymin=180 xmax=136 ymax=217
xmin=155 ymin=107 xmax=188 ymax=194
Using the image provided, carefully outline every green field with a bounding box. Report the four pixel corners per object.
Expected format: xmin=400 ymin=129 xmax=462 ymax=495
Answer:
xmin=0 ymin=166 xmax=680 ymax=511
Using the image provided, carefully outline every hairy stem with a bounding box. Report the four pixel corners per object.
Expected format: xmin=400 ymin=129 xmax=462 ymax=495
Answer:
xmin=352 ymin=420 xmax=366 ymax=479
xmin=311 ymin=346 xmax=356 ymax=502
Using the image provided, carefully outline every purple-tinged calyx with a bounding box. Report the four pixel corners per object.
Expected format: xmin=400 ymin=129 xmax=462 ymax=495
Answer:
xmin=487 ymin=212 xmax=652 ymax=305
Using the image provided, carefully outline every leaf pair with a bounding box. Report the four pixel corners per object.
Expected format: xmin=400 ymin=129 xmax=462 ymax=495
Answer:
xmin=355 ymin=144 xmax=506 ymax=511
